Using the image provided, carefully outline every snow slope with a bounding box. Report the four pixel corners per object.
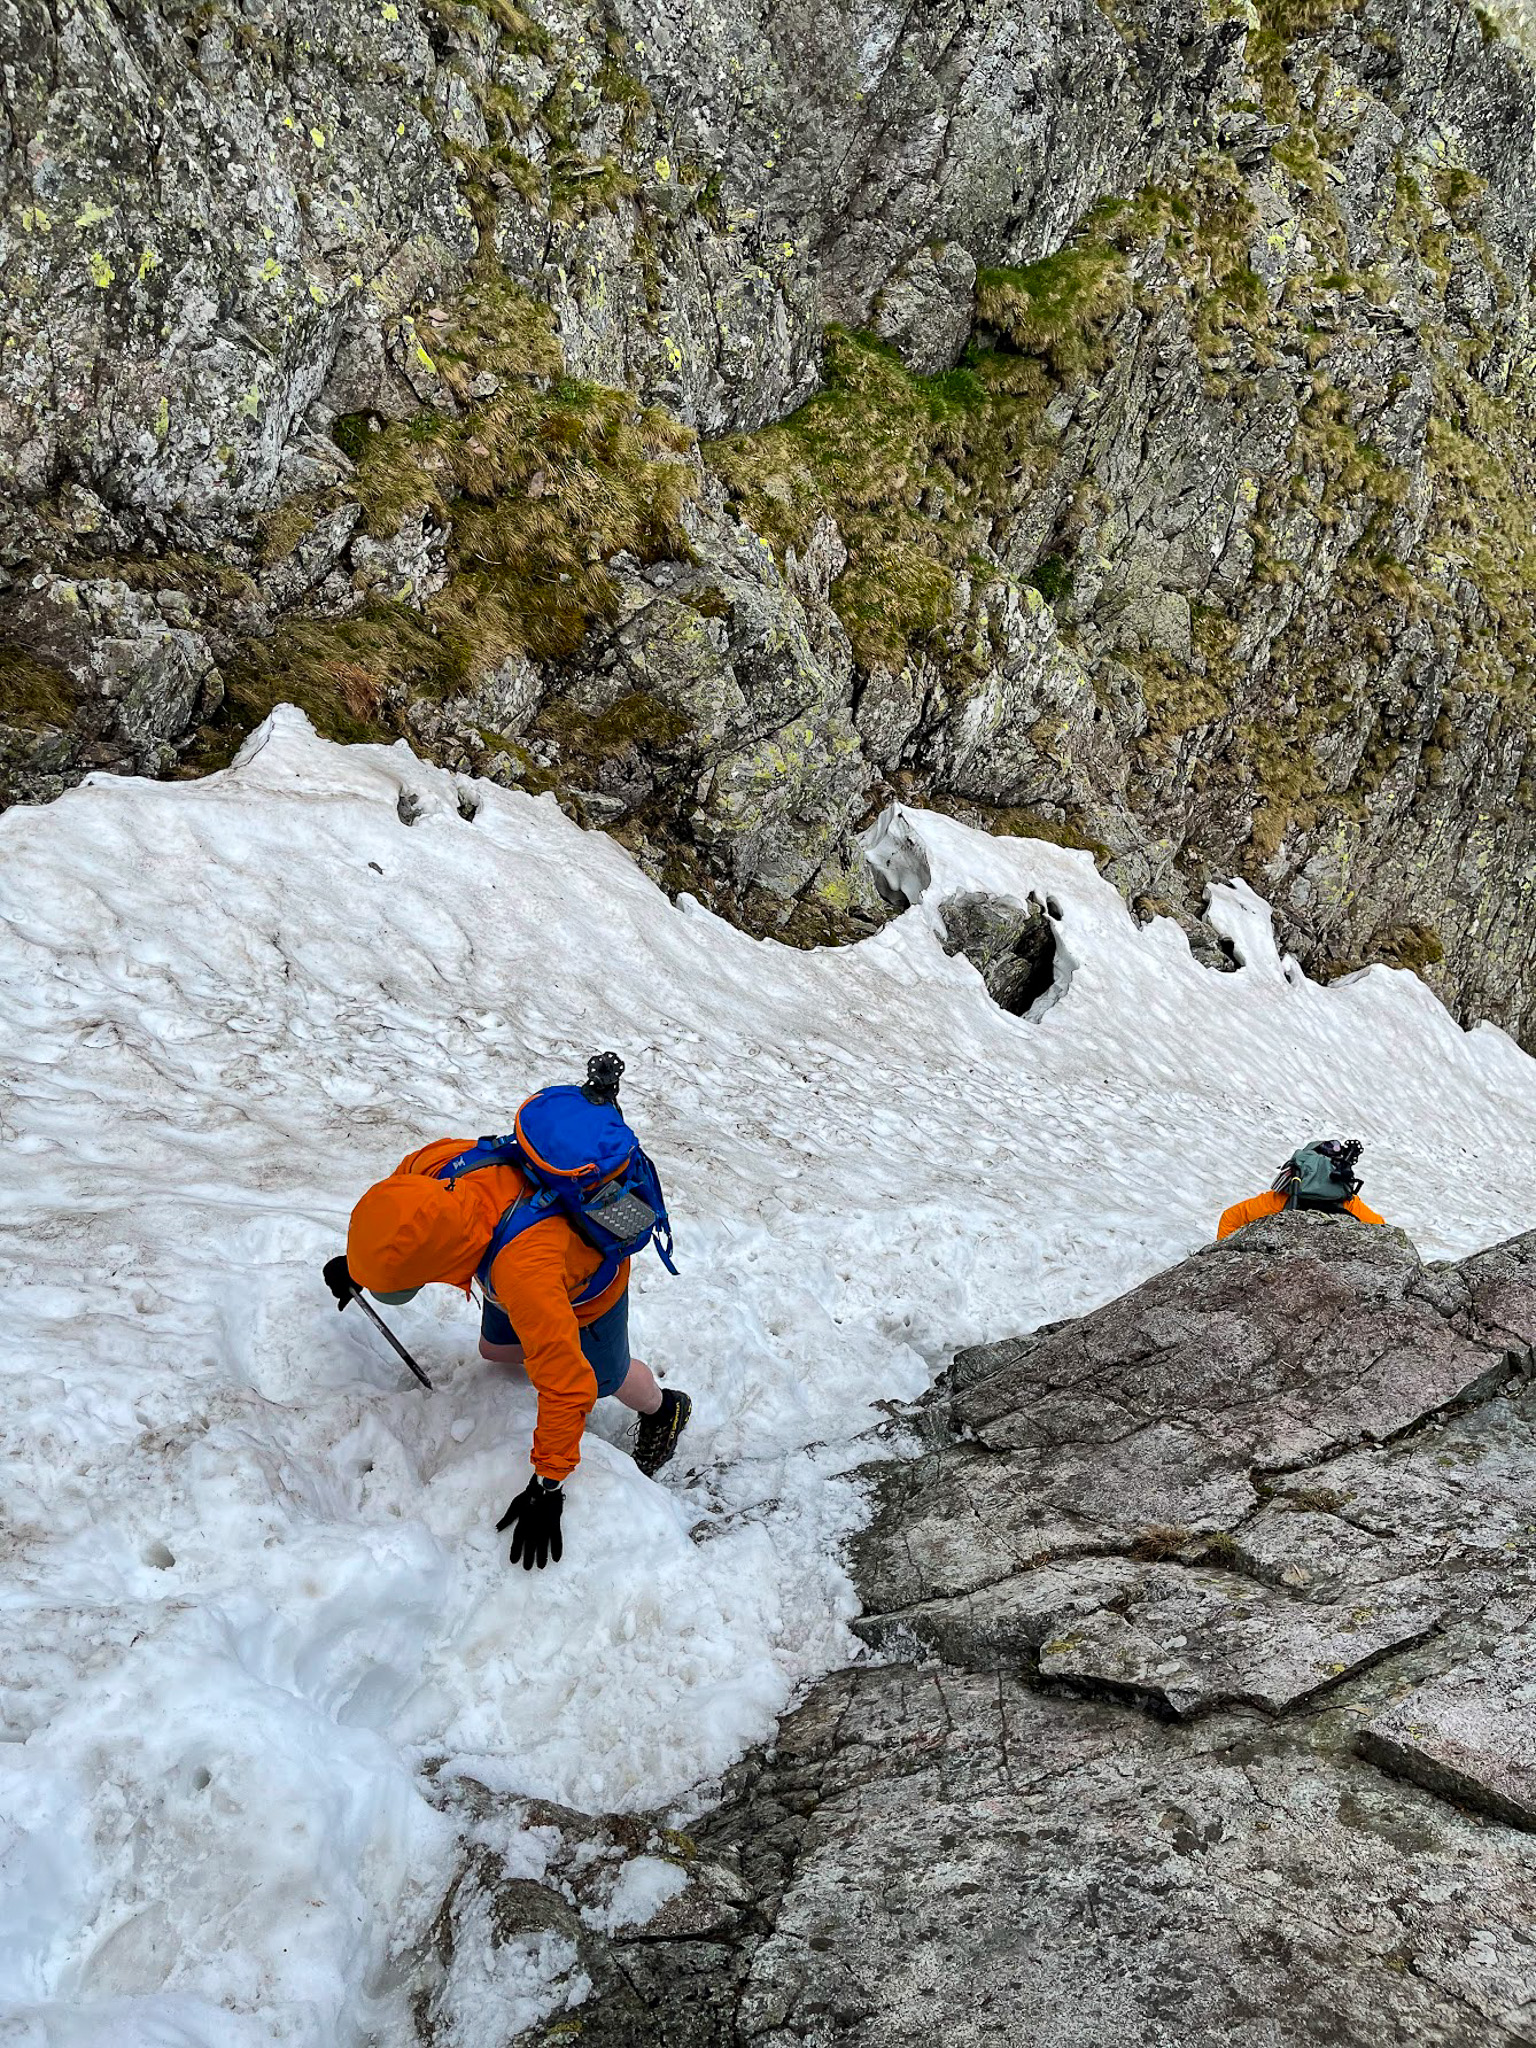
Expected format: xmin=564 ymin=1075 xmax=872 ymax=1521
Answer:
xmin=5 ymin=706 xmax=1536 ymax=2044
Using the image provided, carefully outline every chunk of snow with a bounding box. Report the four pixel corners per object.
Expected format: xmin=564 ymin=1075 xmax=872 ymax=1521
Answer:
xmin=586 ymin=1853 xmax=689 ymax=1933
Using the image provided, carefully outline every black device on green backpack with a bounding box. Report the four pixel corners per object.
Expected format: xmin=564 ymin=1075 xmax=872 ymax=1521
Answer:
xmin=1274 ymin=1138 xmax=1364 ymax=1208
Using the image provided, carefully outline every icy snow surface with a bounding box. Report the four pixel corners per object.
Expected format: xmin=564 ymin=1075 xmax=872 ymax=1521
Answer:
xmin=5 ymin=706 xmax=1536 ymax=2044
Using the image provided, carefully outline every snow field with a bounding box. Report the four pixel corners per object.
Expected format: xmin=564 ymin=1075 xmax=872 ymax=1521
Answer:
xmin=4 ymin=705 xmax=1536 ymax=2043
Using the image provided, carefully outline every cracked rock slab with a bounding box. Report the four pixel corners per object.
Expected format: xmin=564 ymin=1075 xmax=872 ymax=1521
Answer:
xmin=858 ymin=1216 xmax=1536 ymax=1632
xmin=570 ymin=1224 xmax=1536 ymax=2046
xmin=953 ymin=1214 xmax=1519 ymax=1474
xmin=1034 ymin=1562 xmax=1441 ymax=1716
xmin=861 ymin=1557 xmax=1441 ymax=1718
xmin=723 ymin=1667 xmax=1536 ymax=2048
xmin=1360 ymin=1628 xmax=1536 ymax=1831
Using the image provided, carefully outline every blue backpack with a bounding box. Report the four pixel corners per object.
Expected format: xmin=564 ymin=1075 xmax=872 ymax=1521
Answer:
xmin=430 ymin=1085 xmax=677 ymax=1308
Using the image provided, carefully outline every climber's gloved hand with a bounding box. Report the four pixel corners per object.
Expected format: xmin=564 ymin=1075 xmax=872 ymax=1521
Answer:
xmin=323 ymin=1255 xmax=356 ymax=1311
xmin=497 ymin=1476 xmax=564 ymax=1570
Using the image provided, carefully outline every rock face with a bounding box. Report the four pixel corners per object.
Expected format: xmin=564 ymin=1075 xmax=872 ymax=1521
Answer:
xmin=463 ymin=1215 xmax=1536 ymax=2044
xmin=7 ymin=0 xmax=1536 ymax=1029
xmin=935 ymin=887 xmax=1061 ymax=1016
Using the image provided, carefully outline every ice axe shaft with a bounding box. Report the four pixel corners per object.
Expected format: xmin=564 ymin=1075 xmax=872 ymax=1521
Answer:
xmin=348 ymin=1286 xmax=433 ymax=1390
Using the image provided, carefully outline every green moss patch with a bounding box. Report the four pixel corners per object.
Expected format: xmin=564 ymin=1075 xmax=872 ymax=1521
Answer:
xmin=1315 ymin=921 xmax=1446 ymax=984
xmin=0 ymin=646 xmax=76 ymax=730
xmin=1374 ymin=921 xmax=1446 ymax=972
xmin=1132 ymin=649 xmax=1233 ymax=741
xmin=180 ymin=604 xmax=466 ymax=773
xmin=975 ymin=247 xmax=1131 ymax=378
xmin=938 ymin=797 xmax=1111 ymax=865
xmin=337 ymin=282 xmax=695 ymax=668
xmin=1423 ymin=364 xmax=1536 ymax=683
xmin=256 ymin=493 xmax=333 ymax=568
xmin=63 ymin=553 xmax=257 ymax=605
xmin=706 ymin=329 xmax=1055 ymax=672
xmin=533 ymin=689 xmax=690 ymax=763
xmin=1028 ymin=555 xmax=1074 ymax=605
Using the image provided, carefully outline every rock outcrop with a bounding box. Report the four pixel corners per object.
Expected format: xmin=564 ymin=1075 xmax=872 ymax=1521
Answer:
xmin=7 ymin=0 xmax=1536 ymax=1031
xmin=439 ymin=1215 xmax=1536 ymax=2043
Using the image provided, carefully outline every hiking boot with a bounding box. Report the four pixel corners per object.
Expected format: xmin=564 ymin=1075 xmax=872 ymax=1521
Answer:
xmin=634 ymin=1389 xmax=691 ymax=1477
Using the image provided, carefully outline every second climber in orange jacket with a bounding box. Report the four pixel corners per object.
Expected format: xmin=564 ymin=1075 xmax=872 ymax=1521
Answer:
xmin=323 ymin=1054 xmax=691 ymax=1570
xmin=1217 ymin=1137 xmax=1386 ymax=1240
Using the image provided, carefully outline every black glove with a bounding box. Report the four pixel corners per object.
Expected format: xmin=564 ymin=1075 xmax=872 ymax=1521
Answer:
xmin=323 ymin=1255 xmax=356 ymax=1311
xmin=497 ymin=1476 xmax=564 ymax=1570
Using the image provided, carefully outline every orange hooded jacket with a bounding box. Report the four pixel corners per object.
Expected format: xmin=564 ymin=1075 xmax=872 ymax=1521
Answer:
xmin=347 ymin=1139 xmax=629 ymax=1482
xmin=1216 ymin=1189 xmax=1385 ymax=1240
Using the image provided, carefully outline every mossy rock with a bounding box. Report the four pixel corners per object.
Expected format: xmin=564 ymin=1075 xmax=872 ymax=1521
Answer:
xmin=338 ymin=284 xmax=696 ymax=668
xmin=1028 ymin=555 xmax=1074 ymax=606
xmin=939 ymin=796 xmax=1111 ymax=866
xmin=180 ymin=604 xmax=465 ymax=773
xmin=1314 ymin=921 xmax=1447 ymax=985
xmin=706 ymin=327 xmax=1055 ymax=673
xmin=975 ymin=247 xmax=1131 ymax=378
xmin=0 ymin=646 xmax=77 ymax=731
xmin=534 ymin=690 xmax=692 ymax=763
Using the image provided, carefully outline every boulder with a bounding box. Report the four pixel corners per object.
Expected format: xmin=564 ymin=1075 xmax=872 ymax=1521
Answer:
xmin=554 ymin=1216 xmax=1536 ymax=2045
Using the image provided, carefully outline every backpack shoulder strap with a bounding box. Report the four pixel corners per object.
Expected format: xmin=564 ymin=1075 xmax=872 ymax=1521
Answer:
xmin=430 ymin=1134 xmax=522 ymax=1186
xmin=476 ymin=1182 xmax=558 ymax=1291
xmin=476 ymin=1187 xmax=628 ymax=1308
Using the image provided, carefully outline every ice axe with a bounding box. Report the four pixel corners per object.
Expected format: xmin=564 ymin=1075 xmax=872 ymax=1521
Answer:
xmin=346 ymin=1284 xmax=434 ymax=1391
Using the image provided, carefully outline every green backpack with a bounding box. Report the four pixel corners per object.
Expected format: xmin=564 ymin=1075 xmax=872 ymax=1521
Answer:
xmin=1274 ymin=1139 xmax=1363 ymax=1206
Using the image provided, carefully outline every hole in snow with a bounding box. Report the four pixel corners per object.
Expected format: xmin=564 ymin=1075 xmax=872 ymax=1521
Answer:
xmin=142 ymin=1541 xmax=176 ymax=1569
xmin=1188 ymin=921 xmax=1241 ymax=974
xmin=190 ymin=1766 xmax=212 ymax=1791
xmin=456 ymin=787 xmax=481 ymax=823
xmin=939 ymin=891 xmax=1061 ymax=1018
xmin=396 ymin=789 xmax=422 ymax=827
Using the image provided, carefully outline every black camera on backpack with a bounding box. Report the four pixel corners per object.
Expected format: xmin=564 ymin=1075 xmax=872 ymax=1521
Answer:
xmin=1317 ymin=1138 xmax=1363 ymax=1193
xmin=583 ymin=1051 xmax=625 ymax=1106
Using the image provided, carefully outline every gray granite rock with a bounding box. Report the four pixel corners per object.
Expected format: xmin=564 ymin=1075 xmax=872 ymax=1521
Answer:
xmin=937 ymin=888 xmax=1061 ymax=1016
xmin=514 ymin=1214 xmax=1536 ymax=2045
xmin=864 ymin=1555 xmax=1442 ymax=1718
xmin=2 ymin=575 xmax=223 ymax=786
xmin=1360 ymin=1629 xmax=1536 ymax=1831
xmin=954 ymin=1214 xmax=1518 ymax=1467
xmin=870 ymin=245 xmax=977 ymax=376
xmin=561 ymin=1665 xmax=1536 ymax=2047
xmin=10 ymin=0 xmax=1536 ymax=1033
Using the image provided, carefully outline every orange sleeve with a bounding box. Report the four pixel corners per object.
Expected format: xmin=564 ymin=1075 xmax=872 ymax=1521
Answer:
xmin=1346 ymin=1196 xmax=1386 ymax=1225
xmin=1217 ymin=1190 xmax=1285 ymax=1239
xmin=490 ymin=1220 xmax=598 ymax=1483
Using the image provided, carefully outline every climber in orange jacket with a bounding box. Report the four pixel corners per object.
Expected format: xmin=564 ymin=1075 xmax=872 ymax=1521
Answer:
xmin=323 ymin=1056 xmax=691 ymax=1569
xmin=1218 ymin=1137 xmax=1385 ymax=1240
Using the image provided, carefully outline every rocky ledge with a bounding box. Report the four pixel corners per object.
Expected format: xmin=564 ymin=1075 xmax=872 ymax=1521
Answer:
xmin=11 ymin=0 xmax=1536 ymax=1029
xmin=427 ymin=1213 xmax=1536 ymax=2043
